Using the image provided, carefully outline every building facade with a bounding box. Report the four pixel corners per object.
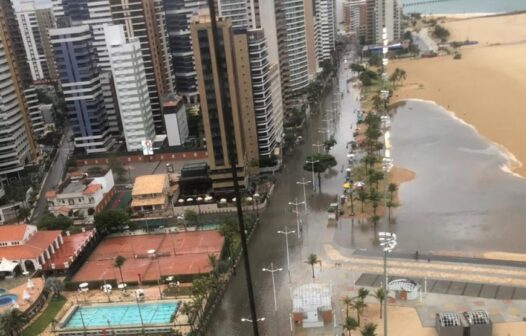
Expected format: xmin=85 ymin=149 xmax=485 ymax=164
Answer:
xmin=104 ymin=24 xmax=156 ymax=152
xmin=366 ymin=0 xmax=401 ymax=45
xmin=314 ymin=0 xmax=336 ymax=63
xmin=0 ymin=0 xmax=37 ymax=182
xmin=162 ymin=94 xmax=189 ymax=147
xmin=191 ymin=11 xmax=259 ymax=190
xmin=109 ymin=0 xmax=175 ymax=134
xmin=50 ymin=25 xmax=114 ymax=154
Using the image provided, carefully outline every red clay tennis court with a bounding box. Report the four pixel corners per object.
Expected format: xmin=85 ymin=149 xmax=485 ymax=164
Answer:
xmin=73 ymin=230 xmax=224 ymax=283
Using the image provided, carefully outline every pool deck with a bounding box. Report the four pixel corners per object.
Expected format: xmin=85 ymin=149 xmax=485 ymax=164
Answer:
xmin=0 ymin=277 xmax=43 ymax=313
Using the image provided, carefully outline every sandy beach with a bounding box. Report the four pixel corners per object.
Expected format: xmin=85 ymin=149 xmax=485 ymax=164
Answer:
xmin=390 ymin=13 xmax=526 ymax=176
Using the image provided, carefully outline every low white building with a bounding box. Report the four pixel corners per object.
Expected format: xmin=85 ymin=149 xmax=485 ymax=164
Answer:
xmin=45 ymin=170 xmax=115 ymax=224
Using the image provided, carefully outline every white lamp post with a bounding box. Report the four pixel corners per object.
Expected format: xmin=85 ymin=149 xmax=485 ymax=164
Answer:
xmin=305 ymin=159 xmax=319 ymax=192
xmin=241 ymin=317 xmax=266 ymax=323
xmin=288 ymin=199 xmax=304 ymax=239
xmin=312 ymin=143 xmax=324 ymax=153
xmin=379 ymin=231 xmax=397 ymax=336
xmin=262 ymin=263 xmax=283 ymax=311
xmin=277 ymin=226 xmax=295 ymax=283
xmin=296 ymin=178 xmax=311 ymax=214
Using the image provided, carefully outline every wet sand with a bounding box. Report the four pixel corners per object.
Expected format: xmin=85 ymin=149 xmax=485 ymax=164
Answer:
xmin=390 ymin=13 xmax=526 ymax=176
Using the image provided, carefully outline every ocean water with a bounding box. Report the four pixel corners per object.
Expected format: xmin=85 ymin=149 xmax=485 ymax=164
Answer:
xmin=401 ymin=0 xmax=526 ymax=14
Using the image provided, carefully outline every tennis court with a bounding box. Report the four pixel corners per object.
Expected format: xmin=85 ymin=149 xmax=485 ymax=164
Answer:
xmin=73 ymin=231 xmax=223 ymax=283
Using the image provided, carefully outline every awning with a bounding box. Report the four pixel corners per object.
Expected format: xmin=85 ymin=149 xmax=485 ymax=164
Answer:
xmin=0 ymin=258 xmax=19 ymax=272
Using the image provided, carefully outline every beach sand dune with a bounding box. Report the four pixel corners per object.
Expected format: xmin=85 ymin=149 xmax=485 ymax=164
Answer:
xmin=390 ymin=13 xmax=526 ymax=176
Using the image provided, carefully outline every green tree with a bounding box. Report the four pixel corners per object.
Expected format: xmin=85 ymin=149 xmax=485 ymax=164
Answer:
xmin=373 ymin=288 xmax=386 ymax=319
xmin=0 ymin=309 xmax=27 ymax=336
xmin=179 ymin=302 xmax=195 ymax=331
xmin=94 ymin=209 xmax=131 ymax=233
xmin=108 ymin=157 xmax=126 ymax=182
xmin=358 ymin=189 xmax=368 ymax=213
xmin=343 ymin=316 xmax=359 ymax=336
xmin=432 ymin=25 xmax=450 ymax=42
xmin=114 ymin=255 xmax=126 ymax=284
xmin=305 ymin=253 xmax=320 ymax=281
xmin=303 ymin=153 xmax=338 ymax=192
xmin=360 ymin=322 xmax=378 ymax=336
xmin=369 ymin=189 xmax=381 ymax=225
xmin=184 ymin=210 xmax=198 ymax=227
xmin=386 ymin=200 xmax=398 ymax=222
xmin=323 ymin=137 xmax=337 ymax=151
xmin=352 ymin=299 xmax=367 ymax=325
xmin=38 ymin=213 xmax=73 ymax=231
xmin=16 ymin=207 xmax=31 ymax=223
xmin=388 ymin=183 xmax=398 ymax=202
xmin=44 ymin=277 xmax=64 ymax=297
xmin=219 ymin=217 xmax=239 ymax=258
xmin=356 ymin=288 xmax=370 ymax=301
xmin=208 ymin=254 xmax=218 ymax=279
xmin=343 ymin=296 xmax=354 ymax=319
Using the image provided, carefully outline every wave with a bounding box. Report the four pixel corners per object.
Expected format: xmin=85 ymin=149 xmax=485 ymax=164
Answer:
xmin=398 ymin=98 xmax=524 ymax=179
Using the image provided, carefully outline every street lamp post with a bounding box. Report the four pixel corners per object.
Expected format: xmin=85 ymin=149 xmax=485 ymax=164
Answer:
xmin=379 ymin=232 xmax=397 ymax=336
xmin=277 ymin=226 xmax=295 ymax=283
xmin=312 ymin=143 xmax=324 ymax=154
xmin=288 ymin=199 xmax=304 ymax=239
xmin=305 ymin=159 xmax=319 ymax=192
xmin=262 ymin=263 xmax=283 ymax=311
xmin=296 ymin=178 xmax=311 ymax=214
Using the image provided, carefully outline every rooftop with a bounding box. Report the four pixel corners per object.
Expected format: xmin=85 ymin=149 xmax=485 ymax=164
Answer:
xmin=0 ymin=230 xmax=61 ymax=260
xmin=132 ymin=174 xmax=167 ymax=196
xmin=0 ymin=224 xmax=29 ymax=242
xmin=130 ymin=196 xmax=167 ymax=208
xmin=62 ymin=180 xmax=89 ymax=194
xmin=42 ymin=231 xmax=95 ymax=270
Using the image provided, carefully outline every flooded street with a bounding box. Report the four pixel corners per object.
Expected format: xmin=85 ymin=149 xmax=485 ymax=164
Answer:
xmin=207 ymin=57 xmax=526 ymax=335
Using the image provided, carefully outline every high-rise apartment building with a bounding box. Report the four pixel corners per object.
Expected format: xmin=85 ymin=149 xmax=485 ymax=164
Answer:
xmin=314 ymin=0 xmax=336 ymax=63
xmin=191 ymin=10 xmax=259 ymax=190
xmin=0 ymin=0 xmax=37 ymax=181
xmin=217 ymin=0 xmax=284 ymax=160
xmin=343 ymin=0 xmax=367 ymax=41
xmin=163 ymin=0 xmax=202 ymax=103
xmin=109 ymin=0 xmax=174 ymax=134
xmin=35 ymin=6 xmax=58 ymax=81
xmin=50 ymin=25 xmax=114 ymax=154
xmin=274 ymin=0 xmax=310 ymax=104
xmin=14 ymin=1 xmax=57 ymax=82
xmin=104 ymin=25 xmax=155 ymax=152
xmin=366 ymin=0 xmax=401 ymax=45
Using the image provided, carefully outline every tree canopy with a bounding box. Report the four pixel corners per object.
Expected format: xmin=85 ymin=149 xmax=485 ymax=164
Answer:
xmin=38 ymin=213 xmax=73 ymax=231
xmin=303 ymin=153 xmax=337 ymax=173
xmin=94 ymin=209 xmax=132 ymax=233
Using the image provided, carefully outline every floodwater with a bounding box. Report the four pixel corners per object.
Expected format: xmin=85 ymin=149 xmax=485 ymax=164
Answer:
xmin=207 ymin=57 xmax=526 ymax=335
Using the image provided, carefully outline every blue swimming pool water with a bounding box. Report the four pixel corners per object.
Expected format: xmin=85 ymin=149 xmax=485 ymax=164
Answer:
xmin=0 ymin=294 xmax=17 ymax=307
xmin=64 ymin=302 xmax=179 ymax=328
xmin=0 ymin=288 xmax=6 ymax=294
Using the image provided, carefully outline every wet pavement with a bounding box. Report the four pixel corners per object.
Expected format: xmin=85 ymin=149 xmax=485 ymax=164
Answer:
xmin=207 ymin=53 xmax=526 ymax=334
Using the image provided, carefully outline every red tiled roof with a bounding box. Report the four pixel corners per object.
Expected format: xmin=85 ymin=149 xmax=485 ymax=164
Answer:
xmin=0 ymin=230 xmax=61 ymax=260
xmin=45 ymin=190 xmax=57 ymax=198
xmin=0 ymin=224 xmax=29 ymax=242
xmin=83 ymin=184 xmax=100 ymax=195
xmin=42 ymin=231 xmax=94 ymax=270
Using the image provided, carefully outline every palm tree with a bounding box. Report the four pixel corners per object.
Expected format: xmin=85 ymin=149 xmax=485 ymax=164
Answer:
xmin=358 ymin=190 xmax=367 ymax=213
xmin=360 ymin=322 xmax=378 ymax=336
xmin=305 ymin=254 xmax=320 ymax=281
xmin=207 ymin=254 xmax=218 ymax=279
xmin=342 ymin=296 xmax=353 ymax=318
xmin=343 ymin=316 xmax=359 ymax=336
xmin=356 ymin=288 xmax=370 ymax=301
xmin=373 ymin=288 xmax=386 ymax=319
xmin=44 ymin=277 xmax=64 ymax=297
xmin=0 ymin=309 xmax=27 ymax=336
xmin=114 ymin=255 xmax=126 ymax=284
xmin=386 ymin=200 xmax=398 ymax=222
xmin=352 ymin=299 xmax=367 ymax=325
xmin=388 ymin=183 xmax=398 ymax=202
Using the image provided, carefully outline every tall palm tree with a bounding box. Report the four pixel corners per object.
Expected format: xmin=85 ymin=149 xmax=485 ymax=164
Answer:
xmin=343 ymin=316 xmax=359 ymax=336
xmin=0 ymin=309 xmax=27 ymax=336
xmin=342 ymin=296 xmax=353 ymax=319
xmin=373 ymin=288 xmax=386 ymax=319
xmin=305 ymin=254 xmax=320 ymax=281
xmin=114 ymin=255 xmax=126 ymax=284
xmin=360 ymin=322 xmax=378 ymax=336
xmin=358 ymin=190 xmax=367 ymax=213
xmin=356 ymin=288 xmax=370 ymax=301
xmin=207 ymin=254 xmax=218 ymax=279
xmin=352 ymin=299 xmax=367 ymax=325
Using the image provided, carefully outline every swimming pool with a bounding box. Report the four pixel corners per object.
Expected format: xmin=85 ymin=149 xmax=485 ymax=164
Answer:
xmin=0 ymin=288 xmax=6 ymax=294
xmin=0 ymin=294 xmax=17 ymax=307
xmin=63 ymin=301 xmax=179 ymax=329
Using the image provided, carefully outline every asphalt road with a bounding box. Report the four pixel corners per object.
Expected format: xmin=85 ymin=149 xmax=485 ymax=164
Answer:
xmin=31 ymin=130 xmax=73 ymax=224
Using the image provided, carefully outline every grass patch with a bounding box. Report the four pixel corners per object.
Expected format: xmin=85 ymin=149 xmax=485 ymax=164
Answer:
xmin=22 ymin=295 xmax=67 ymax=336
